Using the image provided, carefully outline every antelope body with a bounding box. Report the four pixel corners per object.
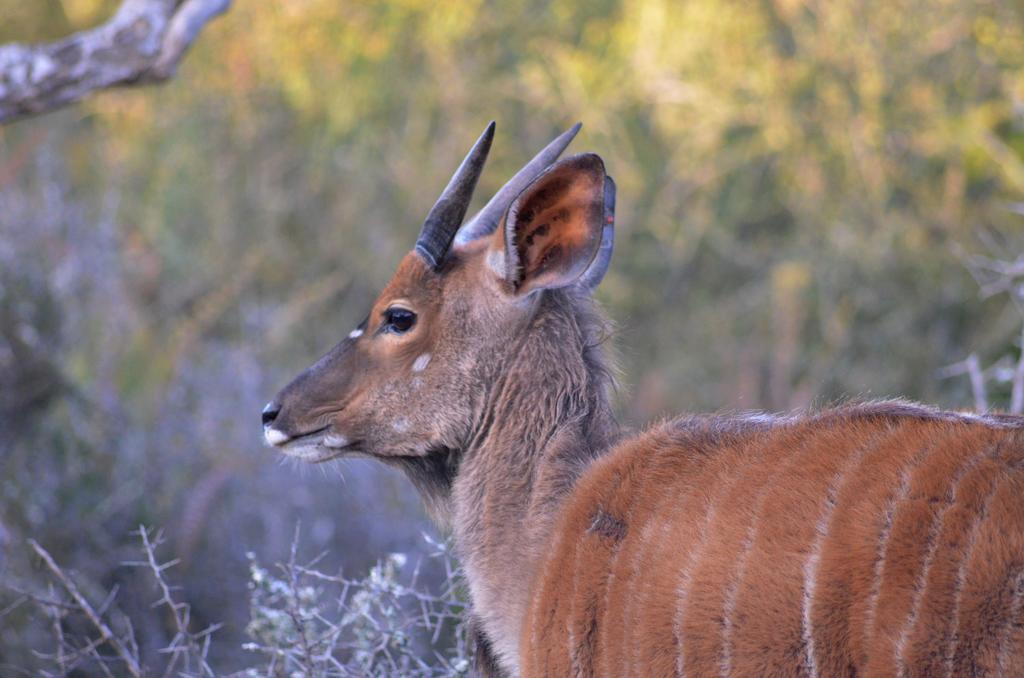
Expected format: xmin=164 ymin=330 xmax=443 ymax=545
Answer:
xmin=262 ymin=122 xmax=1024 ymax=676
xmin=526 ymin=407 xmax=1024 ymax=677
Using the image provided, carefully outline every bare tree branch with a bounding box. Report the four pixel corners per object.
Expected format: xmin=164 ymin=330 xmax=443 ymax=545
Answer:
xmin=0 ymin=0 xmax=230 ymax=124
xmin=938 ymin=353 xmax=990 ymax=412
xmin=964 ymin=353 xmax=989 ymax=413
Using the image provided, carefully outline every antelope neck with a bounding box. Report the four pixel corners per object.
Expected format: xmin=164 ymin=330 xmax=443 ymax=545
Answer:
xmin=450 ymin=291 xmax=619 ymax=672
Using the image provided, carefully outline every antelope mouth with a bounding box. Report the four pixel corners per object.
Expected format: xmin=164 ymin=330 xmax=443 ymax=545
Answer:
xmin=264 ymin=426 xmax=356 ymax=461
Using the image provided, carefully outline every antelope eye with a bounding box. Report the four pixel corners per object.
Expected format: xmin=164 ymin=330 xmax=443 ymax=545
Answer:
xmin=383 ymin=308 xmax=416 ymax=334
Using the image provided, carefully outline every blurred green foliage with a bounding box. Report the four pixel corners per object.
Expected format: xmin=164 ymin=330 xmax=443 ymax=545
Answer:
xmin=1 ymin=0 xmax=1023 ymax=672
xmin=4 ymin=0 xmax=1024 ymax=414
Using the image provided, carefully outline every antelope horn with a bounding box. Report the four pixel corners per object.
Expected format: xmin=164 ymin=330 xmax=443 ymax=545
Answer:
xmin=455 ymin=122 xmax=582 ymax=245
xmin=415 ymin=121 xmax=495 ymax=269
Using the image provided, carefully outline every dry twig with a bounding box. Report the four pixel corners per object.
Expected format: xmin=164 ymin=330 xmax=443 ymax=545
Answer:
xmin=27 ymin=538 xmax=143 ymax=677
xmin=130 ymin=526 xmax=219 ymax=678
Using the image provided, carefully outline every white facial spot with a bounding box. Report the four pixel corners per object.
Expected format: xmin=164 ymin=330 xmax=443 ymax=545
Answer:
xmin=486 ymin=249 xmax=505 ymax=276
xmin=393 ymin=418 xmax=410 ymax=433
xmin=264 ymin=428 xmax=289 ymax=446
xmin=412 ymin=353 xmax=431 ymax=373
xmin=349 ymin=328 xmax=363 ymax=339
xmin=323 ymin=433 xmax=349 ymax=449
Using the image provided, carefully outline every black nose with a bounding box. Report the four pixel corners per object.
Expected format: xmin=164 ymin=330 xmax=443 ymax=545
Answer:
xmin=262 ymin=402 xmax=280 ymax=427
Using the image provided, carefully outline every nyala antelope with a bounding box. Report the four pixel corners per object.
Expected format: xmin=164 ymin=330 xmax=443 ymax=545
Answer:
xmin=263 ymin=122 xmax=1024 ymax=676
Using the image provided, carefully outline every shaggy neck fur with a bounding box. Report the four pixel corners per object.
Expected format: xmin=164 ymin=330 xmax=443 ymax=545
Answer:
xmin=446 ymin=290 xmax=619 ymax=673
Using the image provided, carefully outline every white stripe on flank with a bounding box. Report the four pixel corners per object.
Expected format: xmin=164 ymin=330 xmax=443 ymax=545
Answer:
xmin=894 ymin=447 xmax=989 ymax=676
xmin=863 ymin=445 xmax=934 ymax=651
xmin=597 ymin=528 xmax=628 ymax=675
xmin=717 ymin=432 xmax=819 ymax=677
xmin=719 ymin=528 xmax=755 ymax=677
xmin=628 ymin=519 xmax=662 ymax=671
xmin=674 ymin=492 xmax=722 ymax=677
xmin=567 ymin=541 xmax=580 ymax=674
xmin=644 ymin=515 xmax=684 ymax=670
xmin=996 ymin=571 xmax=1024 ymax=676
xmin=944 ymin=471 xmax=1007 ymax=677
xmin=720 ymin=435 xmax=821 ymax=678
xmin=863 ymin=474 xmax=909 ymax=647
xmin=802 ymin=503 xmax=832 ymax=678
xmin=800 ymin=435 xmax=883 ymax=678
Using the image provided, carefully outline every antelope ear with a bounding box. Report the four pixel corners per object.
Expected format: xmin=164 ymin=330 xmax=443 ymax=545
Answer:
xmin=491 ymin=153 xmax=606 ymax=296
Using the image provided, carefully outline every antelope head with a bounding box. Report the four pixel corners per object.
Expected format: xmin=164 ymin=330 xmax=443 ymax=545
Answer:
xmin=262 ymin=121 xmax=615 ymax=519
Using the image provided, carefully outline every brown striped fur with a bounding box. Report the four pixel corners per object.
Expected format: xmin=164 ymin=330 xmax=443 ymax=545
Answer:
xmin=522 ymin=407 xmax=1024 ymax=677
xmin=264 ymin=147 xmax=1024 ymax=676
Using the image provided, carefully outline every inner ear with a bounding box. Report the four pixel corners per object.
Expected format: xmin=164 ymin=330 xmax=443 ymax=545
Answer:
xmin=496 ymin=154 xmax=606 ymax=296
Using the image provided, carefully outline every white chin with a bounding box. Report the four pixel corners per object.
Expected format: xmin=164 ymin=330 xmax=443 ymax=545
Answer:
xmin=280 ymin=442 xmax=330 ymax=462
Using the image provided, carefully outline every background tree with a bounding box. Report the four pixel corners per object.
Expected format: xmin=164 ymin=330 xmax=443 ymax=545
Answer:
xmin=0 ymin=0 xmax=230 ymax=124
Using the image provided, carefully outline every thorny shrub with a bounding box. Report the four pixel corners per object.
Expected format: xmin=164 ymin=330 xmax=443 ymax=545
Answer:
xmin=3 ymin=527 xmax=472 ymax=677
xmin=242 ymin=531 xmax=472 ymax=676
